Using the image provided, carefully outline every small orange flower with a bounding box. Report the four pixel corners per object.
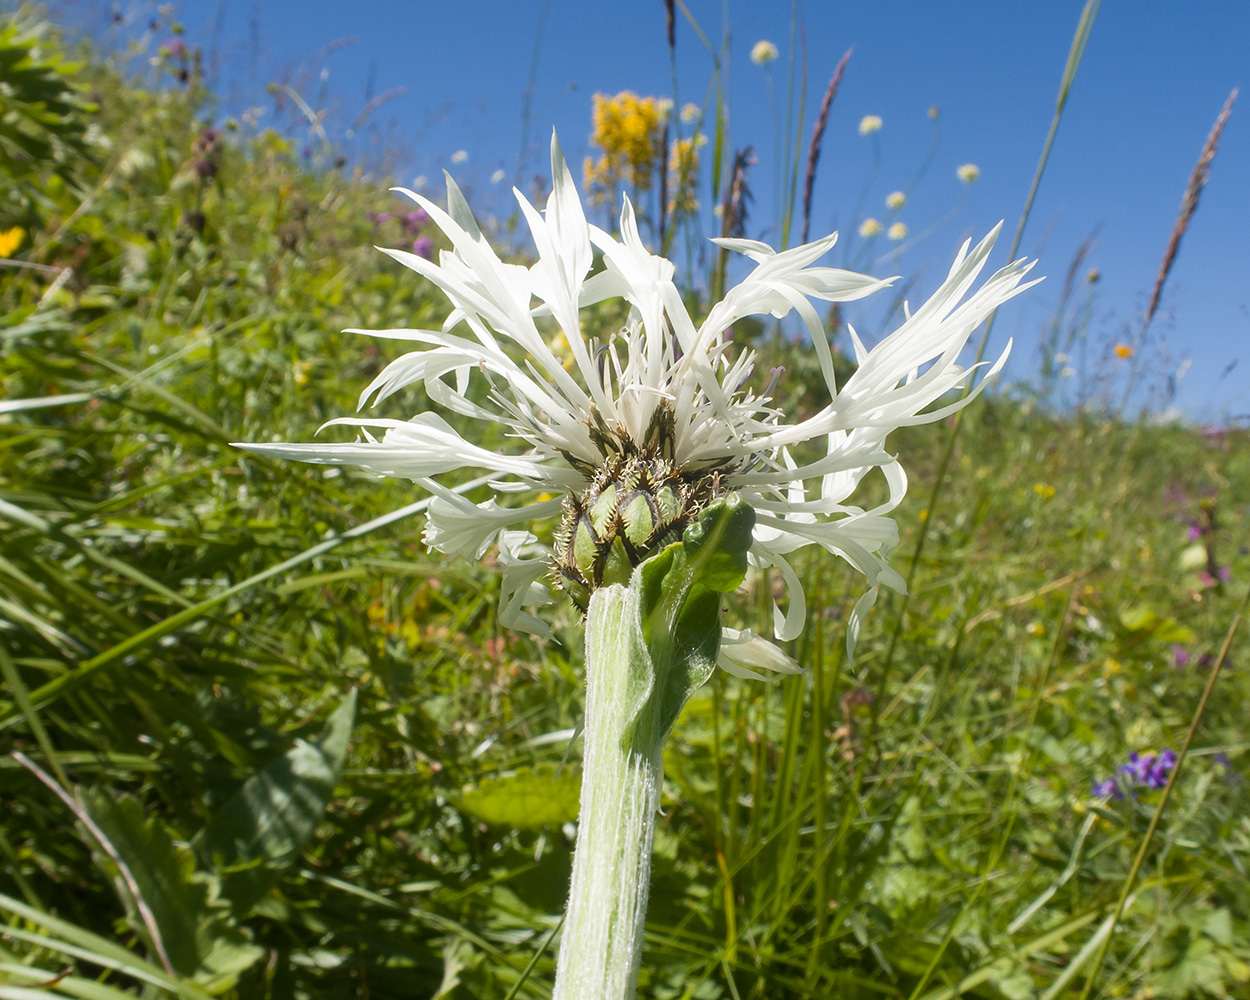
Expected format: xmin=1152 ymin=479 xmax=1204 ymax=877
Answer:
xmin=1114 ymin=343 xmax=1134 ymax=360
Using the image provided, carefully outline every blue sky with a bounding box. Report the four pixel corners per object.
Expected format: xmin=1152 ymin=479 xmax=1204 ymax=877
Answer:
xmin=66 ymin=2 xmax=1249 ymax=419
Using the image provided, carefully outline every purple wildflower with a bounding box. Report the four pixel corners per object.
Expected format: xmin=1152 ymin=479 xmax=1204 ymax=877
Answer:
xmin=1119 ymin=750 xmax=1176 ymax=790
xmin=1197 ymin=569 xmax=1221 ymax=589
xmin=1171 ymin=645 xmax=1191 ymax=668
xmin=167 ymin=38 xmax=188 ymax=59
xmin=401 ymin=209 xmax=428 ymax=234
xmin=413 ymin=235 xmax=433 ymax=259
xmin=1091 ymin=778 xmax=1123 ymax=801
xmin=1144 ymin=749 xmax=1176 ymax=789
xmin=1213 ymin=753 xmax=1232 ymax=771
xmin=1187 ymin=521 xmax=1203 ymax=541
xmin=1119 ymin=752 xmax=1153 ymax=785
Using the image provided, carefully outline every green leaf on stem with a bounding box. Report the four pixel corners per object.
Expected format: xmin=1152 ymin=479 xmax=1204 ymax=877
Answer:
xmin=628 ymin=493 xmax=755 ymax=743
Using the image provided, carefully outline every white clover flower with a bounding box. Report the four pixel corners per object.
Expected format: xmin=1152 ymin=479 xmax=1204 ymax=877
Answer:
xmin=238 ymin=133 xmax=1036 ymax=670
xmin=957 ymin=162 xmax=981 ymax=183
xmin=885 ymin=191 xmax=906 ymax=211
xmin=450 ymin=149 xmax=468 ymax=164
xmin=887 ymin=221 xmax=908 ymax=241
xmin=750 ymin=40 xmax=779 ymax=65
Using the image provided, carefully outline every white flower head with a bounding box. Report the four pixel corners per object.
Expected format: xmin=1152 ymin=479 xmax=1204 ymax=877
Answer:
xmin=237 ymin=132 xmax=1038 ymax=669
xmin=751 ymin=40 xmax=779 ymax=66
xmin=858 ymin=218 xmax=883 ymax=238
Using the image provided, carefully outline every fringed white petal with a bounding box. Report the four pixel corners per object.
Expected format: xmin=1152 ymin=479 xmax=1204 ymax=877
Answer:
xmin=718 ymin=627 xmax=803 ymax=680
xmin=496 ymin=530 xmax=555 ymax=639
xmin=422 ymin=484 xmax=564 ymax=560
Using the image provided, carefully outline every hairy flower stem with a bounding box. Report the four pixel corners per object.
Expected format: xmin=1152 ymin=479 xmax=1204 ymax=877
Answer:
xmin=553 ymin=583 xmax=662 ymax=1000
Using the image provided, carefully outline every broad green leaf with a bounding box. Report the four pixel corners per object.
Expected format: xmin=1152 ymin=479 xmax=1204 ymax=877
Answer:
xmin=457 ymin=764 xmax=580 ymax=829
xmin=1117 ymin=604 xmax=1196 ymax=643
xmin=191 ymin=689 xmax=357 ymax=915
xmin=1118 ymin=604 xmax=1159 ymax=632
xmin=70 ymin=790 xmax=262 ymax=992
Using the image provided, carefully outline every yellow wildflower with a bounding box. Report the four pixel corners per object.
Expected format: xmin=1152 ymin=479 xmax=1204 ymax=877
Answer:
xmin=887 ymin=222 xmax=908 ymax=241
xmin=1033 ymin=483 xmax=1056 ymax=499
xmin=1114 ymin=343 xmax=1134 ymax=360
xmin=667 ymin=134 xmax=704 ymax=215
xmin=584 ymin=91 xmax=665 ymax=205
xmin=858 ymin=115 xmax=883 ymax=135
xmin=886 ymin=191 xmax=906 ymax=210
xmin=1026 ymin=621 xmax=1046 ymax=637
xmin=0 ymin=227 xmax=24 ymax=257
xmin=957 ymin=163 xmax=981 ymax=183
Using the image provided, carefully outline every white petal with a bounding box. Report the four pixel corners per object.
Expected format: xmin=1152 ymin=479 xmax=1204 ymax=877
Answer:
xmin=718 ymin=627 xmax=803 ymax=680
xmin=422 ymin=486 xmax=564 ymax=560
xmin=238 ymin=412 xmax=553 ymax=482
xmin=496 ymin=530 xmax=555 ymax=639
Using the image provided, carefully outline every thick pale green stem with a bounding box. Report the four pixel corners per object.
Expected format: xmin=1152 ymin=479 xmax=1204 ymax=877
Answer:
xmin=552 ymin=496 xmax=755 ymax=1000
xmin=553 ymin=583 xmax=663 ymax=1000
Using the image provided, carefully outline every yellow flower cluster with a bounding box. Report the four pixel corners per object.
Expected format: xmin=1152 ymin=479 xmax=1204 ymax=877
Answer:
xmin=667 ymin=134 xmax=704 ymax=216
xmin=583 ymin=91 xmax=666 ymax=205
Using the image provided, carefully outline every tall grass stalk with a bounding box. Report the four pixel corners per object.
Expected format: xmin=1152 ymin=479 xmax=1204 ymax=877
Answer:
xmin=800 ymin=49 xmax=851 ymax=246
xmin=1116 ymin=87 xmax=1237 ymax=416
xmin=777 ymin=1 xmax=806 ymax=249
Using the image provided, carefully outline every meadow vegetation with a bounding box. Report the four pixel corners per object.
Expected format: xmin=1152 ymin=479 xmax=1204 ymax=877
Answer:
xmin=1 ymin=8 xmax=1248 ymax=999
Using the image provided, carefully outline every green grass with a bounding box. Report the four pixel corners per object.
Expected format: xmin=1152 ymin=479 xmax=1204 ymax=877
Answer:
xmin=1 ymin=16 xmax=1249 ymax=1000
